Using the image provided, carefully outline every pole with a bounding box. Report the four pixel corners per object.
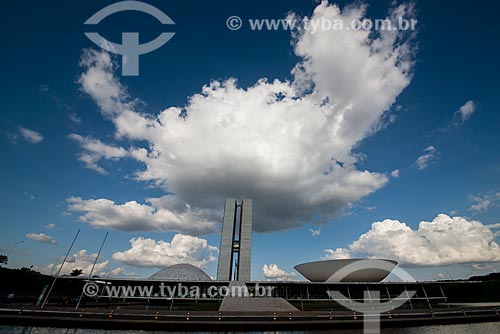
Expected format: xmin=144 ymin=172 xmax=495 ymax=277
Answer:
xmin=7 ymin=240 xmax=24 ymax=257
xmin=49 ymin=253 xmax=65 ymax=277
xmin=76 ymin=232 xmax=108 ymax=310
xmin=41 ymin=229 xmax=80 ymax=308
xmin=36 ymin=284 xmax=49 ymax=306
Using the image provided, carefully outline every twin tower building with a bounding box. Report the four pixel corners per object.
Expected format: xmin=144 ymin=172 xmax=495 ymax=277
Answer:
xmin=216 ymin=198 xmax=253 ymax=281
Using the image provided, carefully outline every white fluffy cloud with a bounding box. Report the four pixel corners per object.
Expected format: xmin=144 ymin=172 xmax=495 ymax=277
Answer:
xmin=454 ymin=100 xmax=476 ymax=124
xmin=19 ymin=127 xmax=43 ymax=144
xmin=415 ymin=146 xmax=437 ymax=170
xmin=323 ymin=214 xmax=500 ymax=266
xmin=26 ymin=233 xmax=56 ymax=245
xmin=469 ymin=193 xmax=500 ymax=212
xmin=40 ymin=250 xmax=130 ymax=277
xmin=309 ymin=227 xmax=321 ymax=236
xmin=112 ymin=234 xmax=218 ymax=268
xmin=42 ymin=249 xmax=109 ymax=276
xmin=73 ymin=2 xmax=416 ymax=233
xmin=322 ymin=247 xmax=352 ymax=260
xmin=77 ymin=49 xmax=132 ymax=117
xmin=66 ymin=196 xmax=217 ymax=235
xmin=68 ymin=134 xmax=128 ymax=174
xmin=262 ymin=263 xmax=296 ymax=281
xmin=391 ymin=169 xmax=400 ymax=178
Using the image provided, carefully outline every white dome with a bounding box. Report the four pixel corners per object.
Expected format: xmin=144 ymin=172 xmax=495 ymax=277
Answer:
xmin=148 ymin=263 xmax=211 ymax=281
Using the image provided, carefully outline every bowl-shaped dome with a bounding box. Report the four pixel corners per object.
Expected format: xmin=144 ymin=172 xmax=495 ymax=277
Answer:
xmin=148 ymin=263 xmax=211 ymax=281
xmin=294 ymin=259 xmax=398 ymax=282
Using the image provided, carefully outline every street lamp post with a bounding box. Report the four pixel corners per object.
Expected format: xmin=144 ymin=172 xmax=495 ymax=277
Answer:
xmin=7 ymin=240 xmax=24 ymax=258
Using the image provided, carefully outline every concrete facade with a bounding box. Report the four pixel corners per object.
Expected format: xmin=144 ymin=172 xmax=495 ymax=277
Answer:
xmin=216 ymin=198 xmax=253 ymax=281
xmin=216 ymin=198 xmax=236 ymax=281
xmin=238 ymin=199 xmax=252 ymax=281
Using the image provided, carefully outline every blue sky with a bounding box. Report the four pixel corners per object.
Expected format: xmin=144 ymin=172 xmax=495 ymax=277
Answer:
xmin=1 ymin=0 xmax=499 ymax=281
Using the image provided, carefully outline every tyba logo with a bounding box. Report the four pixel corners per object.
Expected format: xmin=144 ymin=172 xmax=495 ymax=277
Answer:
xmin=84 ymin=1 xmax=175 ymax=76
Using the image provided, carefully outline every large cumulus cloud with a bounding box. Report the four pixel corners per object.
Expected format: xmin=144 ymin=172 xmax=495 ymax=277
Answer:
xmin=323 ymin=214 xmax=500 ymax=266
xmin=112 ymin=234 xmax=218 ymax=268
xmin=70 ymin=2 xmax=416 ymax=234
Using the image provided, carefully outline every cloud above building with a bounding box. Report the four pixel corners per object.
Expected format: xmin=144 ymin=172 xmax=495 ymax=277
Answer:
xmin=66 ymin=196 xmax=218 ymax=235
xmin=262 ymin=263 xmax=297 ymax=281
xmin=41 ymin=249 xmax=108 ymax=276
xmin=70 ymin=1 xmax=417 ymax=233
xmin=112 ymin=234 xmax=218 ymax=268
xmin=323 ymin=214 xmax=500 ymax=266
